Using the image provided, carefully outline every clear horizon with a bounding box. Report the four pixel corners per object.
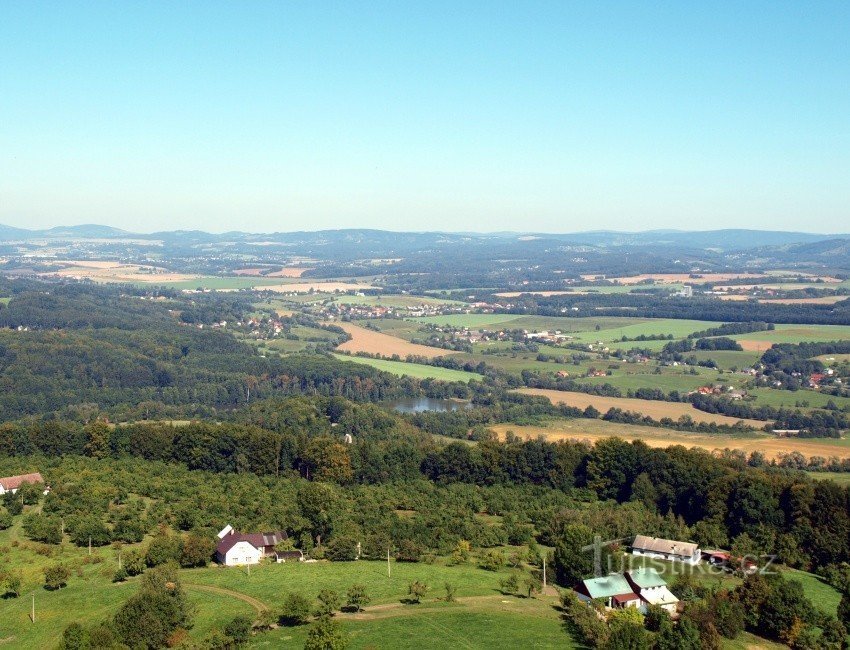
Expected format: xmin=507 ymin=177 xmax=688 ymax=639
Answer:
xmin=2 ymin=2 xmax=849 ymax=233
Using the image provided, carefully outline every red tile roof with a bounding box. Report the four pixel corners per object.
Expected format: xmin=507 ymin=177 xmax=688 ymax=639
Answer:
xmin=0 ymin=472 xmax=44 ymax=491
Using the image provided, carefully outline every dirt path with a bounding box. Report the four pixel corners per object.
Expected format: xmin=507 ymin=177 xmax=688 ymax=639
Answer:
xmin=185 ymin=583 xmax=269 ymax=615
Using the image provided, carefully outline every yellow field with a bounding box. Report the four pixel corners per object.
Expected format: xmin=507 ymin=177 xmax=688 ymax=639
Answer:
xmin=334 ymin=322 xmax=457 ymax=358
xmin=43 ymin=262 xmax=199 ymax=283
xmin=491 ymin=419 xmax=850 ymax=461
xmin=263 ymin=282 xmax=377 ymax=293
xmin=517 ymin=388 xmax=766 ymax=427
xmin=266 ymin=267 xmax=309 ymax=277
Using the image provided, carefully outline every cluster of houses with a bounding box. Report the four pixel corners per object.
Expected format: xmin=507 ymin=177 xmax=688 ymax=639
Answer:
xmin=573 ymin=535 xmax=704 ymax=615
xmin=0 ymin=471 xmax=48 ymax=496
xmin=524 ymin=330 xmax=573 ymax=344
xmin=691 ymin=384 xmax=746 ymax=400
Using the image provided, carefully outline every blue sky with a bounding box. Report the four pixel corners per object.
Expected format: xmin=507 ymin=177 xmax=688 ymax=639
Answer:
xmin=1 ymin=1 xmax=848 ymax=233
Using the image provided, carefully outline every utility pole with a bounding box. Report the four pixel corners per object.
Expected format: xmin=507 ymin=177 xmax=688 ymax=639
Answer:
xmin=88 ymin=536 xmax=92 ymax=556
xmin=118 ymin=552 xmax=122 ymax=570
xmin=31 ymin=594 xmax=35 ymax=623
xmin=387 ymin=548 xmax=391 ymax=578
xmin=543 ymin=555 xmax=547 ymax=590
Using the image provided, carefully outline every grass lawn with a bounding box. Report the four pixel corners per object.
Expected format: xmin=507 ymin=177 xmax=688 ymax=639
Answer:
xmin=248 ymin=601 xmax=574 ymax=649
xmin=806 ymin=471 xmax=850 ymax=485
xmin=731 ymin=324 xmax=850 ymax=347
xmin=333 ymin=355 xmax=483 ymax=382
xmin=335 ymin=294 xmax=468 ymax=308
xmin=150 ymin=276 xmax=291 ymax=290
xmin=747 ymin=387 xmax=850 ymax=410
xmin=259 ymin=339 xmax=312 ymax=354
xmin=411 ymin=314 xmax=527 ymax=329
xmin=184 ymin=559 xmax=515 ymax=608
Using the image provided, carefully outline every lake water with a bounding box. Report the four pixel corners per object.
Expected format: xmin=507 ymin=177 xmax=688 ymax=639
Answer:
xmin=387 ymin=397 xmax=473 ymax=414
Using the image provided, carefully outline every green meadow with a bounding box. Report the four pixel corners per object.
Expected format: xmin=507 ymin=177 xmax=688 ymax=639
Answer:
xmin=333 ymin=354 xmax=483 ymax=382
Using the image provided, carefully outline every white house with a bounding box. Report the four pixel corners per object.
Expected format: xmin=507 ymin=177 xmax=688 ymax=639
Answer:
xmin=215 ymin=525 xmax=294 ymax=566
xmin=631 ymin=535 xmax=701 ymax=565
xmin=626 ymin=568 xmax=680 ymax=613
xmin=0 ymin=472 xmax=46 ymax=496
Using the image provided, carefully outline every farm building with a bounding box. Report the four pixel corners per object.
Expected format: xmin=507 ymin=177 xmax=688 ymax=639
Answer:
xmin=574 ymin=573 xmax=639 ymax=610
xmin=631 ymin=535 xmax=701 ymax=565
xmin=215 ymin=524 xmax=298 ymax=566
xmin=574 ymin=569 xmax=678 ymax=613
xmin=0 ymin=472 xmax=47 ymax=496
xmin=625 ymin=568 xmax=680 ymax=613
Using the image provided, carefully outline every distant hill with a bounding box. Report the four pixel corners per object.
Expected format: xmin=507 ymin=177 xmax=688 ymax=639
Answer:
xmin=0 ymin=223 xmax=847 ymax=254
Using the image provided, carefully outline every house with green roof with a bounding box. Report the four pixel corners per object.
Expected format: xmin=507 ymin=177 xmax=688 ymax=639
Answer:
xmin=574 ymin=573 xmax=641 ymax=610
xmin=625 ymin=568 xmax=679 ymax=613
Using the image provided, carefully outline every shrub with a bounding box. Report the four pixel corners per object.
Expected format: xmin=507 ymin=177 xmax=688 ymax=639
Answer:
xmin=280 ymin=592 xmax=313 ymax=626
xmin=407 ymin=581 xmax=428 ymax=604
xmin=304 ymin=614 xmax=347 ymax=650
xmin=395 ymin=539 xmax=423 ymax=563
xmin=479 ymin=549 xmax=505 ymax=571
xmin=224 ymin=615 xmax=252 ymax=646
xmin=44 ymin=564 xmax=71 ymax=590
xmin=316 ymin=589 xmax=340 ymax=616
xmin=346 ymin=584 xmax=369 ymax=612
xmin=443 ymin=582 xmax=457 ymax=603
xmin=325 ymin=535 xmax=358 ymax=562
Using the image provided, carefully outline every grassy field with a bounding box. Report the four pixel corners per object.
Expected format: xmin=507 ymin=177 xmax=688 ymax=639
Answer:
xmin=333 ymin=354 xmax=483 ymax=382
xmin=731 ymin=324 xmax=850 ymax=351
xmin=746 ymin=387 xmax=850 ymax=410
xmin=248 ymin=600 xmax=572 ymax=649
xmin=574 ymin=371 xmax=722 ymax=394
xmin=807 ymin=471 xmax=850 ymax=485
xmin=518 ymin=388 xmax=766 ymax=427
xmin=0 ymin=523 xmax=253 ymax=648
xmin=335 ymin=294 xmax=468 ymax=308
xmin=491 ymin=418 xmax=850 ymax=460
xmin=152 ymin=276 xmax=292 ymax=290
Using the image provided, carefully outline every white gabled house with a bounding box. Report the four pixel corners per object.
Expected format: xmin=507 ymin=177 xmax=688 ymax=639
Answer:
xmin=631 ymin=535 xmax=701 ymax=565
xmin=0 ymin=472 xmax=48 ymax=496
xmin=625 ymin=568 xmax=680 ymax=613
xmin=215 ymin=525 xmax=302 ymax=566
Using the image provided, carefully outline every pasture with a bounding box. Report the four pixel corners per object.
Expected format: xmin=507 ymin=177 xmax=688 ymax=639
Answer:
xmin=333 ymin=354 xmax=483 ymax=382
xmin=335 ymin=294 xmax=468 ymax=308
xmin=517 ymin=388 xmax=767 ymax=427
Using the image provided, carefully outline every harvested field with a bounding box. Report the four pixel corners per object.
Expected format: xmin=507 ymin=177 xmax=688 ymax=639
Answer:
xmin=738 ymin=340 xmax=775 ymax=351
xmin=53 ymin=259 xmax=124 ymax=268
xmin=490 ymin=420 xmax=850 ymax=461
xmin=517 ymin=388 xmax=767 ymax=427
xmin=717 ymin=295 xmax=752 ymax=301
xmin=233 ymin=267 xmax=266 ymax=276
xmin=263 ymin=281 xmax=376 ymax=293
xmin=266 ymin=267 xmax=309 ymax=277
xmin=334 ymin=322 xmax=456 ymax=358
xmin=44 ymin=263 xmax=199 ymax=283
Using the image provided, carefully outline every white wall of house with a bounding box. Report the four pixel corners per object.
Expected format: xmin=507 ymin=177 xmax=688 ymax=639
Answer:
xmin=223 ymin=541 xmax=261 ymax=566
xmin=631 ymin=549 xmax=700 ymax=565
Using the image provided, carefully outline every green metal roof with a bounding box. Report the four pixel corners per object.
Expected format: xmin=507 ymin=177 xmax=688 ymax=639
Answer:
xmin=582 ymin=574 xmax=634 ymax=599
xmin=627 ymin=567 xmax=668 ymax=589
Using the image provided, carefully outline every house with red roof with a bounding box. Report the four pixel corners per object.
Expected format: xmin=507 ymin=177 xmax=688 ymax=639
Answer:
xmin=215 ymin=525 xmax=300 ymax=566
xmin=0 ymin=472 xmax=47 ymax=496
